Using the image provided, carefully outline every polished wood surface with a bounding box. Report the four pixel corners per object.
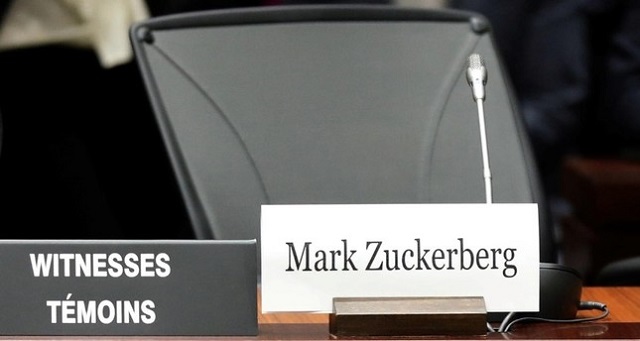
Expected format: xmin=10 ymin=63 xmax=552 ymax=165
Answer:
xmin=256 ymin=287 xmax=640 ymax=340
xmin=261 ymin=287 xmax=640 ymax=324
xmin=1 ymin=287 xmax=638 ymax=340
xmin=258 ymin=323 xmax=640 ymax=340
xmin=579 ymin=287 xmax=640 ymax=322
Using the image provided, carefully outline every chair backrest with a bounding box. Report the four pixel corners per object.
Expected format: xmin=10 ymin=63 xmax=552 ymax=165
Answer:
xmin=131 ymin=6 xmax=554 ymax=261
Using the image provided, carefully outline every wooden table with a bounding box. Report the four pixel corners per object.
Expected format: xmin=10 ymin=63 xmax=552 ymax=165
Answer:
xmin=1 ymin=287 xmax=639 ymax=340
xmin=579 ymin=287 xmax=640 ymax=322
xmin=258 ymin=287 xmax=640 ymax=339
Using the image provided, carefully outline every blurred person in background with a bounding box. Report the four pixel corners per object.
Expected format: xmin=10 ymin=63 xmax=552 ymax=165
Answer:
xmin=451 ymin=0 xmax=640 ymax=216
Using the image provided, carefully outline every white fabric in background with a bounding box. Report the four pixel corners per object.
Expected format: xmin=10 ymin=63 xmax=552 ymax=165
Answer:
xmin=0 ymin=0 xmax=149 ymax=68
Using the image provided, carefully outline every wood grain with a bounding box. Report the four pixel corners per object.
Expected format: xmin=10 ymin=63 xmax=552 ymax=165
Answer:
xmin=0 ymin=287 xmax=637 ymax=340
xmin=580 ymin=287 xmax=640 ymax=322
xmin=260 ymin=287 xmax=640 ymax=324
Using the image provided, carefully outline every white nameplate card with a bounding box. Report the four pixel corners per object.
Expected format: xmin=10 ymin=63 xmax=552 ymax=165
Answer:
xmin=261 ymin=203 xmax=539 ymax=313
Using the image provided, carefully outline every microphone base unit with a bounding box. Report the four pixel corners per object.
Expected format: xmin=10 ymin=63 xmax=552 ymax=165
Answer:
xmin=329 ymin=296 xmax=487 ymax=337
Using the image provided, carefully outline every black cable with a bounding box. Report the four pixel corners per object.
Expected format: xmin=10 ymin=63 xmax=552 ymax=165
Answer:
xmin=497 ymin=301 xmax=609 ymax=333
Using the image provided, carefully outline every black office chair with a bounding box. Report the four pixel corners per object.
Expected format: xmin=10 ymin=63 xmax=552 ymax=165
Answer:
xmin=131 ymin=6 xmax=554 ymax=262
xmin=596 ymin=257 xmax=640 ymax=285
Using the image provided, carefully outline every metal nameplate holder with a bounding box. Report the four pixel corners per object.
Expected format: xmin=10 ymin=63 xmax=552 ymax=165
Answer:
xmin=330 ymin=296 xmax=487 ymax=336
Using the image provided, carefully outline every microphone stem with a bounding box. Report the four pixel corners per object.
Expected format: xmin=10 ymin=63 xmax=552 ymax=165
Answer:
xmin=476 ymin=100 xmax=492 ymax=204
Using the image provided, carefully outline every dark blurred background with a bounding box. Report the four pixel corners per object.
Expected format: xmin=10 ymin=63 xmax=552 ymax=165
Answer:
xmin=0 ymin=0 xmax=389 ymax=240
xmin=450 ymin=0 xmax=640 ymax=284
xmin=0 ymin=0 xmax=638 ymax=283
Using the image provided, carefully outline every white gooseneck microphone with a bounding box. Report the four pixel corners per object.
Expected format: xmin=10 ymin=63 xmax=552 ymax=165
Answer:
xmin=467 ymin=53 xmax=487 ymax=101
xmin=466 ymin=53 xmax=492 ymax=204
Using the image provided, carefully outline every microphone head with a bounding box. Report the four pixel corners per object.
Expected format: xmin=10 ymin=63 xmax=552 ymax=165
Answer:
xmin=468 ymin=53 xmax=484 ymax=70
xmin=466 ymin=53 xmax=487 ymax=101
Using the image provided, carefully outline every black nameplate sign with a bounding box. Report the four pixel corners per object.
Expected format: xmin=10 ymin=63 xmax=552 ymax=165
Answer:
xmin=0 ymin=240 xmax=257 ymax=336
